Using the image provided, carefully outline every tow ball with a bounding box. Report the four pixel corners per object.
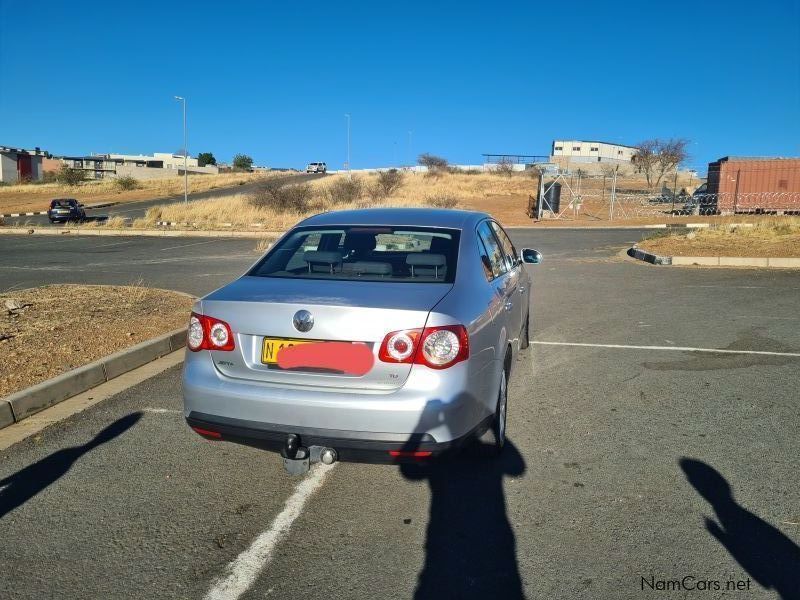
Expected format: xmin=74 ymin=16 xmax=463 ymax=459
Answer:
xmin=281 ymin=434 xmax=337 ymax=475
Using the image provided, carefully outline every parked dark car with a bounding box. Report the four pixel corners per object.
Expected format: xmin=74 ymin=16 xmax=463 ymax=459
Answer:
xmin=47 ymin=199 xmax=86 ymax=223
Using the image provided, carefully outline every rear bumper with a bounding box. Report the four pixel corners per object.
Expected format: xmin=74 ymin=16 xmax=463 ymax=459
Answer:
xmin=182 ymin=351 xmax=493 ymax=459
xmin=186 ymin=411 xmax=487 ymax=462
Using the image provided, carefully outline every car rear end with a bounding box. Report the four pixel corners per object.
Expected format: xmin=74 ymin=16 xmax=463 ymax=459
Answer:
xmin=182 ymin=221 xmax=486 ymax=463
xmin=48 ymin=199 xmax=77 ymax=222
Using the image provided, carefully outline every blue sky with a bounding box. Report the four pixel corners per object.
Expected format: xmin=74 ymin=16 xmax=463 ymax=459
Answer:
xmin=1 ymin=0 xmax=798 ymax=171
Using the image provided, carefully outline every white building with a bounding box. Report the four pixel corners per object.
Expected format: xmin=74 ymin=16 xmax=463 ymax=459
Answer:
xmin=60 ymin=152 xmax=217 ymax=179
xmin=105 ymin=152 xmax=199 ymax=169
xmin=551 ymin=140 xmax=638 ymax=165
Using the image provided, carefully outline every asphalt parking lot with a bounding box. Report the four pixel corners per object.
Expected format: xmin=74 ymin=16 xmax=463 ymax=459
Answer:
xmin=1 ymin=229 xmax=798 ymax=599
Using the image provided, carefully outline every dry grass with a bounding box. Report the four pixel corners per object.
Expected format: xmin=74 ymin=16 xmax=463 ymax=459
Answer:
xmin=254 ymin=238 xmax=273 ymax=252
xmin=0 ymin=284 xmax=193 ymax=396
xmin=77 ymin=171 xmax=738 ymax=231
xmin=137 ymin=173 xmax=456 ymax=230
xmin=137 ymin=172 xmax=533 ymax=229
xmin=639 ymin=218 xmax=800 ymax=257
xmin=0 ymin=171 xmax=280 ymax=214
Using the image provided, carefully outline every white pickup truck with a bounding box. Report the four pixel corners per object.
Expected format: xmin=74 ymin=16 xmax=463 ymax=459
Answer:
xmin=306 ymin=162 xmax=327 ymax=174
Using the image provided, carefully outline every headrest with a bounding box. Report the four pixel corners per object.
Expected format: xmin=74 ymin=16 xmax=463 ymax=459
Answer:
xmin=303 ymin=251 xmax=342 ymax=265
xmin=406 ymin=253 xmax=446 ymax=267
xmin=342 ymin=261 xmax=393 ymax=276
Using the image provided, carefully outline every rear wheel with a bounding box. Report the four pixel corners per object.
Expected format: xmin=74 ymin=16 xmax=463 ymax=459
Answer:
xmin=477 ymin=368 xmax=507 ymax=456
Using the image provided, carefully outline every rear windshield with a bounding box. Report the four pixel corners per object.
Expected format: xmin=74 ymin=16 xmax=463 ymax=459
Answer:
xmin=249 ymin=225 xmax=460 ymax=283
xmin=51 ymin=199 xmax=76 ymax=207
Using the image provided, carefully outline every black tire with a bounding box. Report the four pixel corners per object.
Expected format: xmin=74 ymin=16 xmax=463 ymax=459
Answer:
xmin=520 ymin=312 xmax=530 ymax=350
xmin=477 ymin=368 xmax=508 ymax=456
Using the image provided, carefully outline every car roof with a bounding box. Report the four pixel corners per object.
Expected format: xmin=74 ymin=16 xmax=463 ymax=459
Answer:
xmin=298 ymin=207 xmax=490 ymax=229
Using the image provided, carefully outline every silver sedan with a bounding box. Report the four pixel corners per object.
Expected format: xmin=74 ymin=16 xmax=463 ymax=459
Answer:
xmin=182 ymin=208 xmax=541 ymax=473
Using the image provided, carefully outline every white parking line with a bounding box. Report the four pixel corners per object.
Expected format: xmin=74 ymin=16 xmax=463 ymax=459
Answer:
xmin=532 ymin=341 xmax=800 ymax=358
xmin=161 ymin=239 xmax=223 ymax=251
xmin=204 ymin=463 xmax=336 ymax=600
xmin=142 ymin=407 xmax=182 ymax=414
xmin=92 ymin=240 xmax=135 ymax=248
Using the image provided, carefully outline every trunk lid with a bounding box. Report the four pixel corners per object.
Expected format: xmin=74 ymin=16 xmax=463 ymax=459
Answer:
xmin=201 ymin=276 xmax=452 ymax=390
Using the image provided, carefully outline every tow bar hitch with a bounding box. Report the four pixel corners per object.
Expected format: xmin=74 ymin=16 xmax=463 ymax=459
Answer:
xmin=281 ymin=434 xmax=310 ymax=475
xmin=281 ymin=434 xmax=338 ymax=475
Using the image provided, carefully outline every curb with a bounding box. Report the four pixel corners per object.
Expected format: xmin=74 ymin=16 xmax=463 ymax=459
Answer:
xmin=627 ymin=246 xmax=800 ymax=268
xmin=627 ymin=246 xmax=672 ymax=265
xmin=0 ymin=328 xmax=186 ymax=430
xmin=0 ymin=211 xmax=48 ymax=218
xmin=0 ymin=227 xmax=281 ymax=239
xmin=0 ymin=202 xmax=119 ymax=219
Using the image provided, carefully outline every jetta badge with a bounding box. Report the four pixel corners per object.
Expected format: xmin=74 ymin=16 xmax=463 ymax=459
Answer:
xmin=293 ymin=310 xmax=314 ymax=332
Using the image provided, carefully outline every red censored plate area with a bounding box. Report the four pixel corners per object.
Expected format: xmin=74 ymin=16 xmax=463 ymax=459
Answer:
xmin=266 ymin=339 xmax=375 ymax=375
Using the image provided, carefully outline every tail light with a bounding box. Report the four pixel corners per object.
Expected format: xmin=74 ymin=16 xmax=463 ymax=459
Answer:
xmin=379 ymin=325 xmax=468 ymax=369
xmin=187 ymin=312 xmax=235 ymax=352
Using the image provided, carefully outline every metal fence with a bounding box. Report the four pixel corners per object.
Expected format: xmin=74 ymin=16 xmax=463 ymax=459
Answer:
xmin=527 ymin=172 xmax=800 ymax=221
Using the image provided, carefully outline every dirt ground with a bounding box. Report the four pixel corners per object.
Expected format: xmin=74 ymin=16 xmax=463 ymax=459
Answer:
xmin=0 ymin=172 xmax=272 ymax=214
xmin=0 ymin=284 xmax=193 ymax=397
xmin=638 ymin=221 xmax=800 ymax=257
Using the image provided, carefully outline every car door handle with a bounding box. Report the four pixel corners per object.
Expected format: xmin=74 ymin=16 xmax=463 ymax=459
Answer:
xmin=505 ymin=301 xmax=514 ymax=311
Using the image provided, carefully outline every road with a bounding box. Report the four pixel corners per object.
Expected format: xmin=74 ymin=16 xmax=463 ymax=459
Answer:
xmin=1 ymin=229 xmax=799 ymax=599
xmin=2 ymin=172 xmax=323 ymax=227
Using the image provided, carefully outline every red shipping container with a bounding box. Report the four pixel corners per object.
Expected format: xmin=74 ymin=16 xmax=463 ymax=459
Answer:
xmin=706 ymin=157 xmax=800 ymax=213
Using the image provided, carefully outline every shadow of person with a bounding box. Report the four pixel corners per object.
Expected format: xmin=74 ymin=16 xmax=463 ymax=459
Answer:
xmin=680 ymin=458 xmax=800 ymax=600
xmin=0 ymin=412 xmax=142 ymax=519
xmin=400 ymin=401 xmax=526 ymax=599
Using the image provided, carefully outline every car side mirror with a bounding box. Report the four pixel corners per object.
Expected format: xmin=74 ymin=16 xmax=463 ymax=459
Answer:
xmin=520 ymin=248 xmax=542 ymax=264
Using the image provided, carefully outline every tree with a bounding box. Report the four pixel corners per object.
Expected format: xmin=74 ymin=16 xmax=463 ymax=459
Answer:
xmin=55 ymin=166 xmax=86 ymax=186
xmin=197 ymin=152 xmax=216 ymax=167
xmin=417 ymin=153 xmax=449 ymax=172
xmin=495 ymin=157 xmax=515 ymax=177
xmin=232 ymin=154 xmax=254 ymax=171
xmin=634 ymin=139 xmax=689 ymax=189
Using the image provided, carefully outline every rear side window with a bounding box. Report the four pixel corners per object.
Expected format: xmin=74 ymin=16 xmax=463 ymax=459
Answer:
xmin=51 ymin=199 xmax=76 ymax=208
xmin=476 ymin=222 xmax=508 ymax=279
xmin=249 ymin=225 xmax=460 ymax=283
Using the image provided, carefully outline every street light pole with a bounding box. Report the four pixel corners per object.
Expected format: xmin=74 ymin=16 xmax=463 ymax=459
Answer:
xmin=408 ymin=130 xmax=413 ymax=170
xmin=345 ymin=113 xmax=351 ymax=180
xmin=174 ymin=96 xmax=188 ymax=203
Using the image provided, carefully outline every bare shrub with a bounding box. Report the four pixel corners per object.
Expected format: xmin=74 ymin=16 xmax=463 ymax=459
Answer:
xmin=250 ymin=180 xmax=314 ymax=212
xmin=495 ymin=158 xmax=514 ymax=177
xmin=418 ymin=153 xmax=449 ymax=174
xmin=114 ymin=175 xmax=139 ymax=191
xmin=427 ymin=194 xmax=458 ymax=209
xmin=325 ymin=177 xmax=363 ymax=204
xmin=56 ymin=166 xmax=86 ymax=186
xmin=254 ymin=238 xmax=273 ymax=253
xmin=375 ymin=169 xmax=404 ymax=196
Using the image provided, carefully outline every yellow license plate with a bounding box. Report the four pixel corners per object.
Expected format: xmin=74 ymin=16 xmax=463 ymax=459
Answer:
xmin=261 ymin=338 xmax=314 ymax=364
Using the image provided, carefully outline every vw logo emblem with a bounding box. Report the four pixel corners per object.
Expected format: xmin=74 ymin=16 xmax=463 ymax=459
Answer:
xmin=293 ymin=310 xmax=314 ymax=332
